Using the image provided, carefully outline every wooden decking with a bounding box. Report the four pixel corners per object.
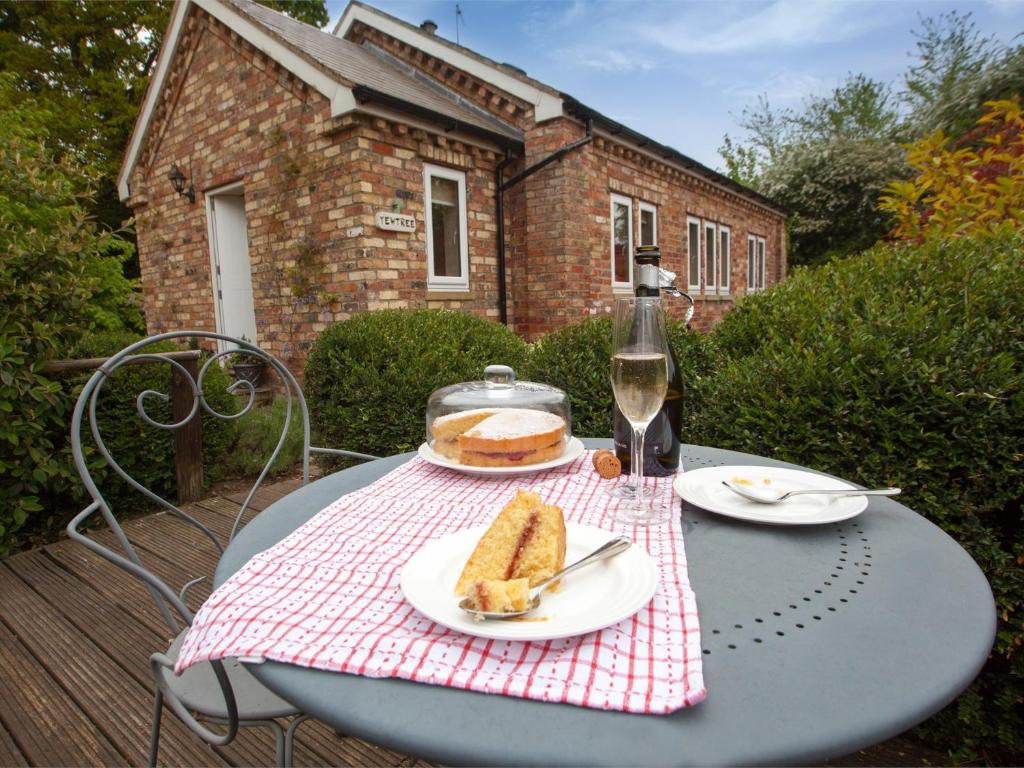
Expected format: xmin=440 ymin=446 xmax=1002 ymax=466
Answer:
xmin=0 ymin=479 xmax=432 ymax=767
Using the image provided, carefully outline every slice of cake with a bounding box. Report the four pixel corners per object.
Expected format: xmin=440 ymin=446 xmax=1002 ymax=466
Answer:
xmin=430 ymin=408 xmax=497 ymax=459
xmin=462 ymin=578 xmax=531 ymax=613
xmin=455 ymin=489 xmax=566 ymax=597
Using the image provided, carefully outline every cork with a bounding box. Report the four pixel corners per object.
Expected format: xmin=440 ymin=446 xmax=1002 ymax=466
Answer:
xmin=592 ymin=449 xmax=621 ymax=479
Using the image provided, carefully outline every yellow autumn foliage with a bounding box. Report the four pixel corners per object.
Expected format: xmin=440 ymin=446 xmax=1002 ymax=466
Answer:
xmin=879 ymin=99 xmax=1024 ymax=240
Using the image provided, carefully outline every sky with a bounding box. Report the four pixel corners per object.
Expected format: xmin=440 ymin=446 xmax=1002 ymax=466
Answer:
xmin=324 ymin=0 xmax=1024 ymax=170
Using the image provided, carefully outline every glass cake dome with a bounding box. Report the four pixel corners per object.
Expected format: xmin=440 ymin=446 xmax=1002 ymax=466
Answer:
xmin=425 ymin=365 xmax=573 ymax=466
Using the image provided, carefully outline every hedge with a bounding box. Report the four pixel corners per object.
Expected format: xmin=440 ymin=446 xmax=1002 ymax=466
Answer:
xmin=688 ymin=233 xmax=1023 ymax=764
xmin=304 ymin=309 xmax=528 ymax=461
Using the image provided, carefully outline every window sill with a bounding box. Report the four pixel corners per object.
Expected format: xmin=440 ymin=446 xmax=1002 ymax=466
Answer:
xmin=693 ymin=292 xmax=734 ymax=302
xmin=426 ymin=290 xmax=473 ymax=301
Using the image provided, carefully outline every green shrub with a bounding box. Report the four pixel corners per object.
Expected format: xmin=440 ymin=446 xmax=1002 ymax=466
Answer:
xmin=690 ymin=233 xmax=1024 ymax=764
xmin=0 ymin=77 xmax=139 ymax=554
xmin=24 ymin=333 xmax=238 ymax=544
xmin=222 ymin=398 xmax=306 ymax=479
xmin=304 ymin=309 xmax=528 ymax=460
xmin=523 ymin=314 xmax=720 ymax=438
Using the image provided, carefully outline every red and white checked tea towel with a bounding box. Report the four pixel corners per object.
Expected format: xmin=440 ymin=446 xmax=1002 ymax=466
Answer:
xmin=176 ymin=452 xmax=706 ymax=713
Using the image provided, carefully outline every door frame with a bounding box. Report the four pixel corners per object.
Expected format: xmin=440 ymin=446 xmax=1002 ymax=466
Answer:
xmin=205 ymin=180 xmax=248 ymax=353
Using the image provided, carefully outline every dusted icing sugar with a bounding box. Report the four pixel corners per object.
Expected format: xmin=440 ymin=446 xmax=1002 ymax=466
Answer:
xmin=464 ymin=408 xmax=564 ymax=439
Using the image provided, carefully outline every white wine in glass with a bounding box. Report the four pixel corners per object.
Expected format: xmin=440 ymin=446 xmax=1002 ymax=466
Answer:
xmin=609 ymin=297 xmax=670 ymax=525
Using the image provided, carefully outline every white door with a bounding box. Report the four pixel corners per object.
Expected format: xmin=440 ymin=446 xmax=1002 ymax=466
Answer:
xmin=207 ymin=187 xmax=257 ymax=350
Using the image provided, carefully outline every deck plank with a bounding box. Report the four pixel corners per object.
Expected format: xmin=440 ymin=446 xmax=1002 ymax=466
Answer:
xmin=0 ymin=562 xmax=232 ymax=767
xmin=0 ymin=617 xmax=124 ymax=767
xmin=0 ymin=717 xmax=28 ymax=767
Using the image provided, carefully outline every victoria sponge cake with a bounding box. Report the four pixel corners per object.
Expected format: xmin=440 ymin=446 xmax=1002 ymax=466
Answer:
xmin=431 ymin=408 xmax=566 ymax=467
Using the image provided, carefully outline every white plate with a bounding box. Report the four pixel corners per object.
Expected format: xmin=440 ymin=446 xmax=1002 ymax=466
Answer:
xmin=674 ymin=465 xmax=869 ymax=525
xmin=417 ymin=436 xmax=585 ymax=477
xmin=400 ymin=522 xmax=659 ymax=641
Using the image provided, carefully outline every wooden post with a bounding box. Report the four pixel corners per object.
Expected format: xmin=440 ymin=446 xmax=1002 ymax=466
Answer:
xmin=171 ymin=356 xmax=203 ymax=504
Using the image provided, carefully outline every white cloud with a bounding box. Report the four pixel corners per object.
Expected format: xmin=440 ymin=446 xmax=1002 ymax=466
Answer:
xmin=635 ymin=0 xmax=884 ymax=54
xmin=728 ymin=70 xmax=828 ymax=107
xmin=554 ymin=46 xmax=657 ymax=72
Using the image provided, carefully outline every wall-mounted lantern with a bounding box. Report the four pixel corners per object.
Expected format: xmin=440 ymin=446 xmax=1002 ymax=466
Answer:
xmin=168 ymin=163 xmax=196 ymax=204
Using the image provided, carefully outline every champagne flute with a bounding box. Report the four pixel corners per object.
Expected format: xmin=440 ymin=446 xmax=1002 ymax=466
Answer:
xmin=609 ymin=297 xmax=670 ymax=525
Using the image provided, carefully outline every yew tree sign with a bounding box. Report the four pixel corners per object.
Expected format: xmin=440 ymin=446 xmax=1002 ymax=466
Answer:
xmin=375 ymin=211 xmax=416 ymax=232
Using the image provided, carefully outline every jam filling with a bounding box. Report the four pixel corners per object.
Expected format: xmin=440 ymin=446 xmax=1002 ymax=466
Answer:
xmin=505 ymin=512 xmax=540 ymax=580
xmin=473 ymin=581 xmax=490 ymax=611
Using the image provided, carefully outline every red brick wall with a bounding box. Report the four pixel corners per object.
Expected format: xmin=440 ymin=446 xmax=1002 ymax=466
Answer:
xmin=127 ymin=7 xmax=507 ymax=373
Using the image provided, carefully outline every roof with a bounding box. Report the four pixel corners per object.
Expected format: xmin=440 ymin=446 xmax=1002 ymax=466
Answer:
xmin=117 ymin=0 xmax=521 ymax=200
xmin=334 ymin=1 xmax=783 ymax=215
xmin=223 ymin=0 xmax=522 ymax=144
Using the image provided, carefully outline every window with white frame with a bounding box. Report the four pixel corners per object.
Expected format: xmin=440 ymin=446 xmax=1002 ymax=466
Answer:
xmin=704 ymin=221 xmax=718 ymax=292
xmin=687 ymin=216 xmax=701 ymax=291
xmin=758 ymin=237 xmax=766 ymax=289
xmin=423 ymin=164 xmax=469 ymax=291
xmin=747 ymin=234 xmax=766 ymax=291
xmin=639 ymin=202 xmax=657 ymax=247
xmin=611 ymin=194 xmax=633 ymax=289
xmin=719 ymin=225 xmax=731 ymax=294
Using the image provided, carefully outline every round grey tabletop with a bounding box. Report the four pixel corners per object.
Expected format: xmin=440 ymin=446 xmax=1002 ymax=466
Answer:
xmin=216 ymin=441 xmax=995 ymax=766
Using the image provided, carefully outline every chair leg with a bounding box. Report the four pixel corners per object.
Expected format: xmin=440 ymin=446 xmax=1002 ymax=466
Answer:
xmin=268 ymin=720 xmax=286 ymax=768
xmin=284 ymin=715 xmax=311 ymax=768
xmin=148 ymin=688 xmax=164 ymax=768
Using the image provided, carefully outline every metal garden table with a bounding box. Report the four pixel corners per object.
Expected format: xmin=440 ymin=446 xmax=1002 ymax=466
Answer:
xmin=215 ymin=440 xmax=995 ymax=766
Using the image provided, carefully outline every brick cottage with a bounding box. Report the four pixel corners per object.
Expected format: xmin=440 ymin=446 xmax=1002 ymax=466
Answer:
xmin=119 ymin=0 xmax=787 ymax=372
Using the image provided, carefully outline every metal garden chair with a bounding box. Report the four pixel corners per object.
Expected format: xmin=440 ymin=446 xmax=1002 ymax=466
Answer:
xmin=66 ymin=331 xmax=378 ymax=767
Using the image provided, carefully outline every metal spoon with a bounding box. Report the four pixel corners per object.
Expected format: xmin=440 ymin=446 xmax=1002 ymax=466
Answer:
xmin=722 ymin=480 xmax=901 ymax=505
xmin=458 ymin=535 xmax=632 ymax=621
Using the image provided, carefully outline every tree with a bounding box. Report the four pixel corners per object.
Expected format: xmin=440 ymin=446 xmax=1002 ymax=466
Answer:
xmin=719 ymin=74 xmax=907 ymax=268
xmin=903 ymin=11 xmax=1024 ymax=139
xmin=0 ymin=74 xmax=138 ymax=552
xmin=0 ymin=0 xmax=328 ymax=234
xmin=879 ymin=100 xmax=1024 ymax=241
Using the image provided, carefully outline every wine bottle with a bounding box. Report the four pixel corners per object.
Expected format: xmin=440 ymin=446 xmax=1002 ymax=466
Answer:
xmin=613 ymin=245 xmax=683 ymax=476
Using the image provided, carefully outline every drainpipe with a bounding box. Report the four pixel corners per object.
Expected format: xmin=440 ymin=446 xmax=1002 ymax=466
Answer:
xmin=495 ymin=118 xmax=594 ymax=326
xmin=495 ymin=150 xmax=515 ymax=326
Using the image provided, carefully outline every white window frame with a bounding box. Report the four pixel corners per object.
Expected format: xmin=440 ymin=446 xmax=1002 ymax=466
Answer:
xmin=638 ymin=201 xmax=657 ymax=247
xmin=747 ymin=234 xmax=766 ymax=291
xmin=704 ymin=221 xmax=718 ymax=292
xmin=610 ymin=193 xmax=634 ymax=290
xmin=719 ymin=225 xmax=731 ymax=295
xmin=687 ymin=215 xmax=702 ymax=291
xmin=423 ymin=163 xmax=469 ymax=291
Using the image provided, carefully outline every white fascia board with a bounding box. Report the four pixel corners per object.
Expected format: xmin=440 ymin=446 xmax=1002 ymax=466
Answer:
xmin=335 ymin=2 xmax=563 ymax=122
xmin=118 ymin=0 xmax=191 ymax=200
xmin=118 ymin=0 xmax=356 ymax=201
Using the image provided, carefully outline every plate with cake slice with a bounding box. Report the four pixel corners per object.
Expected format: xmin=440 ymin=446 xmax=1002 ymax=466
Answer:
xmin=401 ymin=490 xmax=660 ymax=641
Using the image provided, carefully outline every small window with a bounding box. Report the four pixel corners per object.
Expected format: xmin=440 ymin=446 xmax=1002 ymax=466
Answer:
xmin=639 ymin=202 xmax=657 ymax=247
xmin=687 ymin=216 xmax=701 ymax=291
xmin=719 ymin=225 xmax=731 ymax=294
xmin=704 ymin=221 xmax=717 ymax=291
xmin=758 ymin=237 xmax=766 ymax=289
xmin=747 ymin=234 xmax=766 ymax=291
xmin=423 ymin=164 xmax=469 ymax=291
xmin=611 ymin=194 xmax=633 ymax=289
